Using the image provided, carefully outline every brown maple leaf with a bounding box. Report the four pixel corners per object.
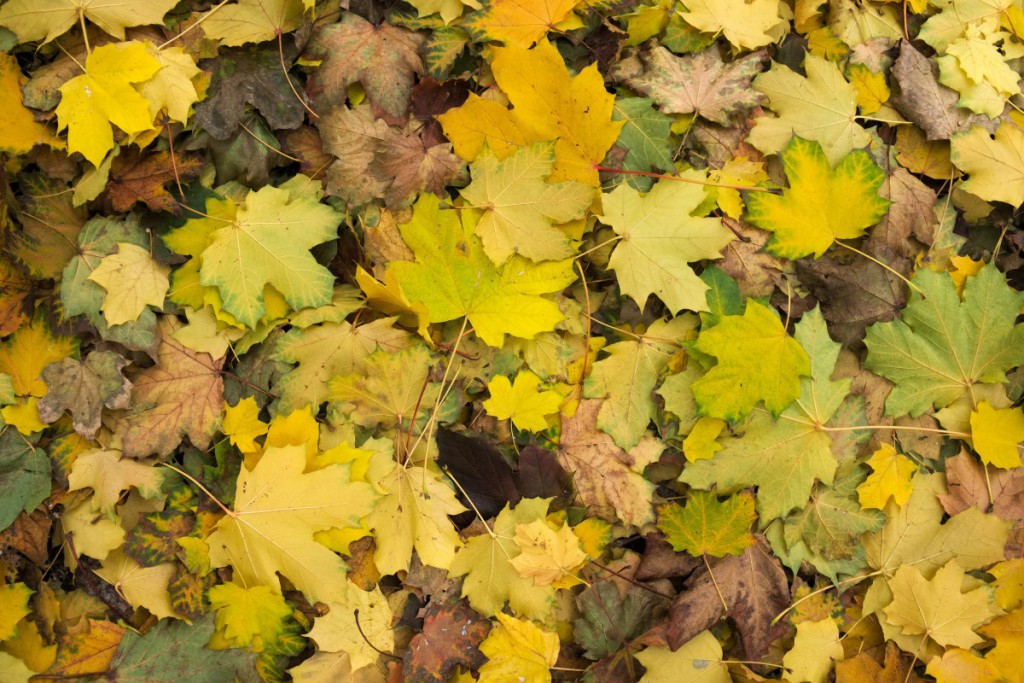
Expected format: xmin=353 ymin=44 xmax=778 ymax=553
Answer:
xmin=662 ymin=536 xmax=789 ymax=659
xmin=116 ymin=318 xmax=224 ymax=459
xmin=100 ymin=149 xmax=204 ymax=214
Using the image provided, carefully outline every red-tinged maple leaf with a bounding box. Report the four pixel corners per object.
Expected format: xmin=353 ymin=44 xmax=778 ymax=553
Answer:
xmin=404 ymin=595 xmax=490 ymax=681
xmin=116 ymin=318 xmax=224 ymax=459
xmin=100 ymin=149 xmax=204 ymax=214
xmin=306 ymin=13 xmax=424 ymax=123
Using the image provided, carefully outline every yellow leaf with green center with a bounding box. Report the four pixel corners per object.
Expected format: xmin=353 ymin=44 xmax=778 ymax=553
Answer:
xmin=388 ymin=193 xmax=575 ymax=347
xmin=208 ymin=583 xmax=296 ymax=652
xmin=464 ymin=0 xmax=579 ymax=47
xmin=748 ymin=55 xmax=869 ymax=165
xmin=450 ymin=498 xmax=556 ymax=619
xmin=657 ymin=490 xmax=756 ymax=557
xmin=951 ymin=123 xmax=1024 ymax=207
xmin=745 ymin=136 xmax=890 ymax=259
xmin=678 ymin=0 xmax=785 ymax=49
xmin=484 ymin=371 xmax=563 ymax=432
xmin=0 ymin=583 xmax=31 ymax=639
xmin=86 ymin=243 xmax=169 ymax=325
xmin=0 ymin=0 xmax=179 ymax=44
xmin=634 ymin=631 xmax=730 ymax=683
xmin=690 ymin=300 xmax=810 ymax=422
xmin=970 ymin=401 xmax=1024 ymax=468
xmin=478 ymin=612 xmax=559 ymax=683
xmin=438 ymin=40 xmax=622 ymax=186
xmin=222 ymin=397 xmax=268 ymax=453
xmin=54 ymin=42 xmax=160 ymax=166
xmin=461 ymin=142 xmax=594 ymax=263
xmin=883 ymin=561 xmax=998 ymax=650
xmin=597 ymin=175 xmax=733 ymax=313
xmin=197 ymin=185 xmax=341 ymax=328
xmin=206 ymin=444 xmax=379 ymax=604
xmin=856 ymin=443 xmax=917 ymax=510
xmin=510 ymin=519 xmax=588 ymax=586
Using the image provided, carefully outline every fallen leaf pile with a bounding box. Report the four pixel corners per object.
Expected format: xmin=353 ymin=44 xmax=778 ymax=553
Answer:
xmin=0 ymin=0 xmax=1023 ymax=681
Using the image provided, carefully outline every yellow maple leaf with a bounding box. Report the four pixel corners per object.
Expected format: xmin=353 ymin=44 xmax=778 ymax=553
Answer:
xmin=55 ymin=41 xmax=161 ymax=166
xmin=86 ymin=243 xmax=170 ymax=325
xmin=138 ymin=44 xmax=204 ymax=125
xmin=465 ymin=0 xmax=580 ymax=47
xmin=199 ymin=0 xmax=306 ymax=46
xmin=478 ymin=612 xmax=559 ymax=683
xmin=883 ymin=560 xmax=998 ymax=650
xmin=306 ymin=586 xmax=395 ymax=671
xmin=0 ymin=582 xmax=32 ymax=640
xmin=951 ymin=123 xmax=1024 ymax=207
xmin=438 ymin=40 xmax=622 ymax=186
xmin=483 ymin=371 xmax=563 ymax=432
xmin=856 ymin=443 xmax=917 ymax=510
xmin=635 ymin=631 xmax=730 ymax=683
xmin=222 ymin=397 xmax=269 ymax=453
xmin=0 ymin=0 xmax=179 ymax=44
xmin=509 ymin=519 xmax=588 ymax=586
xmin=94 ymin=550 xmax=178 ymax=620
xmin=678 ymin=0 xmax=786 ymax=49
xmin=0 ymin=52 xmax=61 ymax=153
xmin=783 ymin=618 xmax=845 ymax=683
xmin=682 ymin=416 xmax=725 ymax=462
xmin=1 ymin=397 xmax=48 ymax=435
xmin=847 ymin=63 xmax=890 ymax=115
xmin=206 ymin=444 xmax=379 ymax=603
xmin=67 ymin=449 xmax=165 ymax=517
xmin=970 ymin=400 xmax=1024 ymax=468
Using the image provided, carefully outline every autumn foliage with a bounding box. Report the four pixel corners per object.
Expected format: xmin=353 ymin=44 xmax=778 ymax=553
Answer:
xmin=0 ymin=0 xmax=1023 ymax=681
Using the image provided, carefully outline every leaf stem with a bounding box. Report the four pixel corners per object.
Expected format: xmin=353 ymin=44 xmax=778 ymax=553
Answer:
xmin=834 ymin=241 xmax=924 ymax=296
xmin=157 ymin=0 xmax=232 ymax=50
xmin=161 ymin=462 xmax=232 ymax=516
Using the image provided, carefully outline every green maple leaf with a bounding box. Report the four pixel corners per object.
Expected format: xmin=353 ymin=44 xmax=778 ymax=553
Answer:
xmin=610 ymin=98 xmax=674 ymax=192
xmin=597 ymin=174 xmax=734 ymax=314
xmin=766 ymin=460 xmax=884 ymax=583
xmin=584 ymin=317 xmax=696 ymax=450
xmin=680 ymin=308 xmax=848 ymax=520
xmin=192 ymin=183 xmax=340 ymax=328
xmin=865 ymin=264 xmax=1024 ymax=417
xmin=745 ymin=136 xmax=890 ymax=259
xmin=690 ymin=300 xmax=810 ymax=422
xmin=657 ymin=490 xmax=756 ymax=557
xmin=461 ymin=142 xmax=594 ymax=263
xmin=449 ymin=498 xmax=556 ymax=620
xmin=388 ymin=193 xmax=576 ymax=347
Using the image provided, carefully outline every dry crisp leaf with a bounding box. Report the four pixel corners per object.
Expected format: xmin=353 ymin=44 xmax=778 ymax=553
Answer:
xmin=558 ymin=399 xmax=663 ymax=527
